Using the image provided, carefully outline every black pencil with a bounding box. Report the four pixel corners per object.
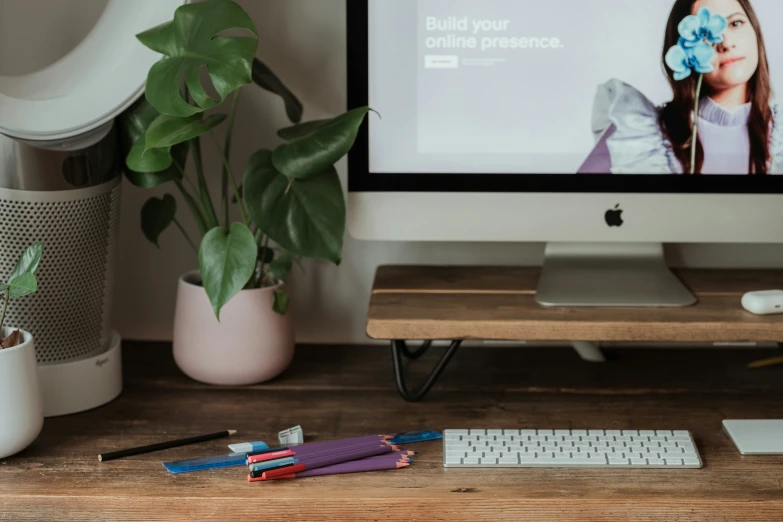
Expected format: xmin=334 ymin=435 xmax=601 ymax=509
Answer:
xmin=98 ymin=430 xmax=237 ymax=462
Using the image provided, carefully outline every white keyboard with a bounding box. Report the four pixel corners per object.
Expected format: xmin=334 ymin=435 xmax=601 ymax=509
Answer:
xmin=443 ymin=429 xmax=702 ymax=468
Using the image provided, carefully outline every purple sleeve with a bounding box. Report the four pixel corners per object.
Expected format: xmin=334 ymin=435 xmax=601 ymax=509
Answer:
xmin=577 ymin=125 xmax=616 ymax=174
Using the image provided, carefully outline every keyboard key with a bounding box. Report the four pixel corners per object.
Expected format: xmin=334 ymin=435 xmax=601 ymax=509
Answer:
xmin=673 ymin=431 xmax=690 ymax=436
xmin=519 ymin=430 xmax=537 ymax=435
xmin=503 ymin=430 xmax=520 ymax=436
xmin=684 ymin=458 xmax=701 ymax=466
xmin=606 ymin=430 xmax=622 ymax=436
xmin=555 ymin=430 xmax=571 ymax=435
xmin=446 ymin=451 xmax=467 ymax=459
xmin=445 ymin=456 xmax=463 ymax=465
xmin=469 ymin=429 xmax=486 ymax=435
xmin=463 ymin=457 xmax=480 ymax=465
xmin=571 ymin=430 xmax=588 ymax=436
xmin=520 ymin=457 xmax=596 ymax=466
xmin=538 ymin=430 xmax=554 ymax=436
xmin=639 ymin=430 xmax=656 ymax=436
xmin=445 ymin=429 xmax=469 ymax=436
xmin=588 ymin=430 xmax=605 ymax=436
xmin=669 ymin=436 xmax=692 ymax=442
xmin=630 ymin=458 xmax=648 ymax=465
xmin=609 ymin=458 xmax=629 ymax=465
xmin=665 ymin=459 xmax=683 ymax=466
xmin=647 ymin=458 xmax=665 ymax=465
xmin=656 ymin=430 xmax=673 ymax=437
xmin=479 ymin=457 xmax=498 ymax=465
xmin=499 ymin=457 xmax=519 ymax=464
xmin=622 ymin=430 xmax=640 ymax=436
xmin=487 ymin=430 xmax=504 ymax=436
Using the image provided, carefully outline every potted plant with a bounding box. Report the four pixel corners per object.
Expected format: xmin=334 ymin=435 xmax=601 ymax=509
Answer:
xmin=0 ymin=243 xmax=44 ymax=459
xmin=120 ymin=0 xmax=370 ymax=385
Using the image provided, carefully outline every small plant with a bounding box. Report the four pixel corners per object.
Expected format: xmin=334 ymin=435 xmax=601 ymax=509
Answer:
xmin=120 ymin=0 xmax=370 ymax=320
xmin=0 ymin=243 xmax=43 ymax=349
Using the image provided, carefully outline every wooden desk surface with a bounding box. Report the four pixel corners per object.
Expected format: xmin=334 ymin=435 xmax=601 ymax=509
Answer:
xmin=2 ymin=342 xmax=783 ymax=520
xmin=368 ymin=266 xmax=783 ymax=342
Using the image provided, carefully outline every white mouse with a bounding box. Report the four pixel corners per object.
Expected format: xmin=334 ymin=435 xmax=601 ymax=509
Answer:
xmin=741 ymin=290 xmax=783 ymax=315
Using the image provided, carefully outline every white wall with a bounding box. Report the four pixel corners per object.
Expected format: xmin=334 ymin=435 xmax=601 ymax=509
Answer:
xmin=3 ymin=0 xmax=783 ymax=344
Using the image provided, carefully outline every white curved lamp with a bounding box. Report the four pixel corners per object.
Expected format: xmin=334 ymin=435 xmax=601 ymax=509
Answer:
xmin=0 ymin=0 xmax=184 ymax=145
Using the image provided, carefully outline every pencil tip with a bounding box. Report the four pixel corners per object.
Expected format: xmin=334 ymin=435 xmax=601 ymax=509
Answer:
xmin=228 ymin=430 xmax=238 ymax=435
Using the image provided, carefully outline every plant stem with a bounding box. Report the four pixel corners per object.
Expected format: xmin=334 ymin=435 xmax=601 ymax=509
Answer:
xmin=191 ymin=138 xmax=219 ymax=229
xmin=258 ymin=234 xmax=270 ymax=287
xmin=173 ymin=218 xmax=198 ymax=253
xmin=209 ymin=132 xmax=250 ymax=227
xmin=0 ymin=291 xmax=9 ymax=334
xmin=690 ymin=73 xmax=704 ymax=175
xmin=222 ymin=92 xmax=241 ymax=228
xmin=174 ymin=180 xmax=209 ymax=236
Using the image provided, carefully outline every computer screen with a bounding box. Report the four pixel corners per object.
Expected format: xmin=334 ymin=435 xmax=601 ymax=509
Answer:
xmin=363 ymin=0 xmax=783 ymax=177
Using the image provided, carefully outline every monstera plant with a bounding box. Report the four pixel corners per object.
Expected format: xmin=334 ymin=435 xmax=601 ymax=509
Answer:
xmin=120 ymin=0 xmax=369 ymax=319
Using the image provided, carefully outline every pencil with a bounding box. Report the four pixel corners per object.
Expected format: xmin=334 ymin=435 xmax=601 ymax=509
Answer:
xmin=247 ymin=440 xmax=392 ymax=465
xmin=248 ymin=445 xmax=401 ymax=474
xmin=259 ymin=445 xmax=395 ymax=480
xmin=98 ymin=430 xmax=237 ymax=462
xmin=246 ymin=435 xmax=391 ymax=458
xmin=250 ymin=456 xmax=411 ymax=481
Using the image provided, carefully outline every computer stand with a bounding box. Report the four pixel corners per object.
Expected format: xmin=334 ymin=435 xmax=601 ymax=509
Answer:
xmin=369 ymin=265 xmax=783 ymax=402
xmin=535 ymin=243 xmax=697 ymax=307
xmin=391 ymin=340 xmax=462 ymax=402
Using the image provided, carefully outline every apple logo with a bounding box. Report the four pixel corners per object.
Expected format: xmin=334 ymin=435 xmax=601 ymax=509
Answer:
xmin=605 ymin=204 xmax=624 ymax=227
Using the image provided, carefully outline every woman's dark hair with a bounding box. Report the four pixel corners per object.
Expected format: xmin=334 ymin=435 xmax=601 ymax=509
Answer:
xmin=659 ymin=0 xmax=772 ymax=174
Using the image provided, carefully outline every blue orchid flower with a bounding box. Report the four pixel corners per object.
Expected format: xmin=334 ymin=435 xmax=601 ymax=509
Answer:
xmin=665 ymin=40 xmax=717 ymax=80
xmin=666 ymin=7 xmax=728 ymax=80
xmin=678 ymin=7 xmax=727 ymax=47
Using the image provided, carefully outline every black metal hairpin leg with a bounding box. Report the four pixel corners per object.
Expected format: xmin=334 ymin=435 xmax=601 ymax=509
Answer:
xmin=391 ymin=340 xmax=462 ymax=402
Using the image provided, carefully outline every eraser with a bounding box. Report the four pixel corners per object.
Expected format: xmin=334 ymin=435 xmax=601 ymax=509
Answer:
xmin=279 ymin=425 xmax=304 ymax=446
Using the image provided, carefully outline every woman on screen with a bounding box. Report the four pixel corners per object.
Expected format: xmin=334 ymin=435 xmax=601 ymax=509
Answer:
xmin=578 ymin=0 xmax=783 ymax=175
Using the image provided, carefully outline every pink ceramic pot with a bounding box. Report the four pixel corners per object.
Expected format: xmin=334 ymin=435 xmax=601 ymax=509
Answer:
xmin=172 ymin=271 xmax=295 ymax=385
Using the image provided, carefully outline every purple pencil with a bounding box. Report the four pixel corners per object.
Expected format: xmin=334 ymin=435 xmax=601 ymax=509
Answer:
xmin=260 ymin=445 xmax=394 ymax=480
xmin=266 ymin=456 xmax=410 ymax=480
xmin=247 ymin=440 xmax=393 ymax=465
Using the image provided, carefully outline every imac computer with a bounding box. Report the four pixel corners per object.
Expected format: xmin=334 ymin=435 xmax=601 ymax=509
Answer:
xmin=347 ymin=0 xmax=783 ymax=307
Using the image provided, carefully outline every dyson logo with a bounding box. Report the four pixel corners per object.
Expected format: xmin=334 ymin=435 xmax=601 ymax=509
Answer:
xmin=95 ymin=358 xmax=110 ymax=368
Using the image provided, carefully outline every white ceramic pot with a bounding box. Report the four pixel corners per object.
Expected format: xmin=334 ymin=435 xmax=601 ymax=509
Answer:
xmin=172 ymin=271 xmax=295 ymax=386
xmin=0 ymin=328 xmax=44 ymax=459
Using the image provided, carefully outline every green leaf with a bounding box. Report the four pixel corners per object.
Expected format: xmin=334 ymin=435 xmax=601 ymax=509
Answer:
xmin=244 ymin=150 xmax=345 ymax=264
xmin=0 ymin=283 xmax=8 ymax=292
xmin=268 ymin=253 xmax=293 ymax=282
xmin=252 ymin=58 xmax=303 ymax=124
xmin=137 ymin=0 xmax=258 ymax=117
xmin=8 ymin=272 xmax=37 ymax=298
xmin=277 ymin=119 xmax=331 ymax=142
xmin=8 ymin=243 xmax=43 ymax=281
xmin=271 ymin=107 xmax=370 ymax=180
xmin=126 ymin=138 xmax=174 ymax=173
xmin=120 ymin=98 xmax=188 ymax=180
xmin=141 ymin=195 xmax=177 ymax=248
xmin=198 ymin=223 xmax=258 ymax=319
xmin=145 ymin=114 xmax=227 ymax=150
xmin=273 ymin=289 xmax=289 ymax=315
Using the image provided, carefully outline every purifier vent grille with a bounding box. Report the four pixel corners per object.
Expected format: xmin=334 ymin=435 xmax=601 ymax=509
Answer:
xmin=0 ymin=185 xmax=120 ymax=363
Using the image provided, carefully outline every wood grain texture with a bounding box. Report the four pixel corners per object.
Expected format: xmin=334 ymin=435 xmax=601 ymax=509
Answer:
xmin=2 ymin=343 xmax=783 ymax=521
xmin=367 ymin=266 xmax=783 ymax=341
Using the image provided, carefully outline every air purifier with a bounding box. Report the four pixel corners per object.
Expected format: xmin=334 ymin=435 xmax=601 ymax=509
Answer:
xmin=0 ymin=0 xmax=186 ymax=416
